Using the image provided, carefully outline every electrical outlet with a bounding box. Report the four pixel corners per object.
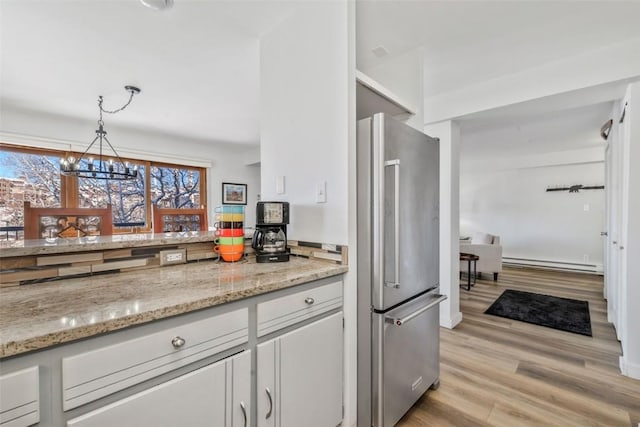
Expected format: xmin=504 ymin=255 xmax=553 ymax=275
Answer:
xmin=160 ymin=249 xmax=186 ymax=266
xmin=583 ymin=254 xmax=589 ymax=263
xmin=583 ymin=204 xmax=590 ymax=211
xmin=166 ymin=253 xmax=182 ymax=262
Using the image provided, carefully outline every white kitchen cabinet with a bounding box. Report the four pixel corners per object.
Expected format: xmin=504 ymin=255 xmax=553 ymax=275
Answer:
xmin=257 ymin=280 xmax=342 ymax=337
xmin=62 ymin=308 xmax=248 ymax=411
xmin=356 ymin=70 xmax=416 ymax=120
xmin=257 ymin=312 xmax=343 ymax=427
xmin=0 ymin=366 xmax=39 ymax=427
xmin=66 ymin=351 xmax=250 ymax=427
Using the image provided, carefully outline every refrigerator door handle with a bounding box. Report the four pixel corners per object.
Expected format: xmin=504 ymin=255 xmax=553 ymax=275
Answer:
xmin=384 ymin=159 xmax=400 ymax=289
xmin=385 ymin=294 xmax=447 ymax=326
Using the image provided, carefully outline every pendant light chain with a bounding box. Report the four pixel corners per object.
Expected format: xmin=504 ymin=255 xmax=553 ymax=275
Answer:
xmin=99 ymin=89 xmax=136 ymax=115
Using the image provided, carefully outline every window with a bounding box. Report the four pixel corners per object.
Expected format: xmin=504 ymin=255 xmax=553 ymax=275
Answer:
xmin=151 ymin=166 xmax=201 ymax=209
xmin=0 ymin=144 xmax=206 ymax=238
xmin=0 ymin=149 xmax=61 ymax=239
xmin=78 ymin=161 xmax=147 ymax=227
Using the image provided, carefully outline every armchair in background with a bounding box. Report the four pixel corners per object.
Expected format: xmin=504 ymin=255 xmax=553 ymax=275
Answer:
xmin=460 ymin=232 xmax=503 ymax=280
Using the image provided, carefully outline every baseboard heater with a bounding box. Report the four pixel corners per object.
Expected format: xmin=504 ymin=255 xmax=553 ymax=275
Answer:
xmin=503 ymin=257 xmax=602 ymax=274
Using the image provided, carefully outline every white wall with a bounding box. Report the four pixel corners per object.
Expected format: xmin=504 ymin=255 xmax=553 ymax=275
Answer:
xmin=260 ymin=3 xmax=354 ymax=426
xmin=0 ymin=107 xmax=261 ymax=227
xmin=424 ymin=120 xmax=462 ymax=329
xmin=460 ymin=162 xmax=605 ymax=269
xmin=359 ymin=47 xmax=424 ymax=130
xmin=260 ymin=2 xmax=349 ymax=245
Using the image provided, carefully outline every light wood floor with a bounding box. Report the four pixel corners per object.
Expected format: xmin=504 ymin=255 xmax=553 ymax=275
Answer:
xmin=397 ymin=266 xmax=640 ymax=427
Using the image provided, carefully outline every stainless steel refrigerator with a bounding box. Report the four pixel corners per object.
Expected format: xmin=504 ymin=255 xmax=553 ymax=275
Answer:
xmin=357 ymin=113 xmax=446 ymax=427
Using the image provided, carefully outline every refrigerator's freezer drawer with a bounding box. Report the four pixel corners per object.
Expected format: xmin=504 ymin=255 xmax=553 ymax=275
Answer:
xmin=373 ymin=293 xmax=445 ymax=427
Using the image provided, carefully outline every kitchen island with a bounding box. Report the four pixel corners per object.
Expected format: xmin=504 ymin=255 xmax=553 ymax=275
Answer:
xmin=0 ymin=238 xmax=347 ymax=427
xmin=0 ymin=256 xmax=346 ymax=358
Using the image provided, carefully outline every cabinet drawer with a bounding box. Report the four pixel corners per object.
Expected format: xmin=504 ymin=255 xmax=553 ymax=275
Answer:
xmin=62 ymin=308 xmax=248 ymax=411
xmin=0 ymin=366 xmax=39 ymax=427
xmin=257 ymin=280 xmax=342 ymax=337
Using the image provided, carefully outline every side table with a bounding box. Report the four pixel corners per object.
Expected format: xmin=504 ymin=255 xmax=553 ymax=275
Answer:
xmin=460 ymin=252 xmax=479 ymax=291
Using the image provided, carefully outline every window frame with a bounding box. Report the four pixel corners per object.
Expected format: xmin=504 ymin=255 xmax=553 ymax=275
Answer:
xmin=0 ymin=143 xmax=208 ymax=235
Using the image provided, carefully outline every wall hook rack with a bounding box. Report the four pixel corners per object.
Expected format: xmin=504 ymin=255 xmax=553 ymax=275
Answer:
xmin=546 ymin=185 xmax=604 ymax=193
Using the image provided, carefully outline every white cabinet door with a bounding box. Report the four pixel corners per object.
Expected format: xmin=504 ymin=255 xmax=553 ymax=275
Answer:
xmin=257 ymin=312 xmax=343 ymax=427
xmin=256 ymin=339 xmax=276 ymax=427
xmin=67 ymin=351 xmax=251 ymax=427
xmin=229 ymin=351 xmax=251 ymax=427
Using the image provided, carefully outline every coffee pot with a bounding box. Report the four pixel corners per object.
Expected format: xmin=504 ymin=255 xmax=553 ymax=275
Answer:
xmin=252 ymin=201 xmax=290 ymax=263
xmin=251 ymin=228 xmax=286 ymax=253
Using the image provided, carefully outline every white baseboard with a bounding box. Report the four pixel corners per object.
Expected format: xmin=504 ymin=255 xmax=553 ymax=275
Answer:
xmin=503 ymin=257 xmax=602 ymax=274
xmin=441 ymin=312 xmax=463 ymax=329
xmin=619 ymin=356 xmax=640 ymax=380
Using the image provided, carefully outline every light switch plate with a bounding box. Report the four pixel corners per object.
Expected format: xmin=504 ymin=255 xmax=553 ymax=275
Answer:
xmin=316 ymin=181 xmax=327 ymax=203
xmin=276 ymin=176 xmax=285 ymax=194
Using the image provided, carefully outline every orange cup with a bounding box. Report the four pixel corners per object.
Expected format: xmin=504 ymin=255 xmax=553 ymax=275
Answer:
xmin=221 ymin=252 xmax=244 ymax=262
xmin=214 ymin=228 xmax=244 ymax=237
xmin=214 ymin=243 xmax=245 ymax=262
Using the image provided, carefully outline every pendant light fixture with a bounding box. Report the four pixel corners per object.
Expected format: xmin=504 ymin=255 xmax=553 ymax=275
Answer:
xmin=60 ymin=86 xmax=141 ymax=180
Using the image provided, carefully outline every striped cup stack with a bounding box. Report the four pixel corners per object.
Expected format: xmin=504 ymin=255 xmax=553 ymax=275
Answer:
xmin=213 ymin=205 xmax=245 ymax=262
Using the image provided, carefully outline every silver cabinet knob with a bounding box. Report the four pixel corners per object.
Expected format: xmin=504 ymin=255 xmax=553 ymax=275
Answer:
xmin=171 ymin=336 xmax=186 ymax=349
xmin=304 ymin=297 xmax=315 ymax=305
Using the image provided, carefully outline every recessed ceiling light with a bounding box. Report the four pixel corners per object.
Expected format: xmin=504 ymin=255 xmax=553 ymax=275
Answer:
xmin=140 ymin=0 xmax=174 ymax=11
xmin=372 ymin=45 xmax=390 ymax=58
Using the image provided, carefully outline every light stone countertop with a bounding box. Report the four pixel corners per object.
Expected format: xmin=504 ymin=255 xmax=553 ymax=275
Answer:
xmin=0 ymin=257 xmax=347 ymax=358
xmin=0 ymin=232 xmax=221 ymax=258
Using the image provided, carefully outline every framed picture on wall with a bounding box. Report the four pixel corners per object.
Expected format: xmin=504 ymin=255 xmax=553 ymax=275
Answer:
xmin=222 ymin=182 xmax=247 ymax=205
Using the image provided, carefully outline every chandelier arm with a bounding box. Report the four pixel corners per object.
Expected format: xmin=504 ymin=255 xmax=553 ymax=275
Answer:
xmin=101 ymin=135 xmax=130 ymax=169
xmin=78 ymin=135 xmax=101 ymax=160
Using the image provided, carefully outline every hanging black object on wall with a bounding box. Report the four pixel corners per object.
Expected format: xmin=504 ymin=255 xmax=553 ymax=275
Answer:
xmin=546 ymin=185 xmax=604 ymax=193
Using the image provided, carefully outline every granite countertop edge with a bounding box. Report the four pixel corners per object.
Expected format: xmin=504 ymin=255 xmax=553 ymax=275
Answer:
xmin=0 ymin=259 xmax=348 ymax=359
xmin=0 ymin=232 xmax=219 ymax=258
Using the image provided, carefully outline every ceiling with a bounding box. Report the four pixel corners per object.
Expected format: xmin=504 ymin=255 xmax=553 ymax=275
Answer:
xmin=460 ymin=101 xmax=614 ymax=159
xmin=0 ymin=0 xmax=297 ymax=146
xmin=2 ymin=1 xmax=640 ymax=150
xmin=357 ymin=1 xmax=640 ymax=98
xmin=356 ymin=1 xmax=640 ymax=158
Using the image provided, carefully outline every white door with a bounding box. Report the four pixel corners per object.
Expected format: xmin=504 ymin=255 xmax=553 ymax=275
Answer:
xmin=605 ymin=140 xmax=618 ymax=324
xmin=257 ymin=339 xmax=277 ymax=427
xmin=257 ymin=312 xmax=343 ymax=427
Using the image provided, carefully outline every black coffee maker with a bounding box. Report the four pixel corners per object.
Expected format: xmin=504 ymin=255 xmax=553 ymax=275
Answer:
xmin=252 ymin=201 xmax=290 ymax=263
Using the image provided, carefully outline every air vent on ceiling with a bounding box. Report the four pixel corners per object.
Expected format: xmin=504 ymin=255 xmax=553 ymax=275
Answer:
xmin=372 ymin=45 xmax=390 ymax=58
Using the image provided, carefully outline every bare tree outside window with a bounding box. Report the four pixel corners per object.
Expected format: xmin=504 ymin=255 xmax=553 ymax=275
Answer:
xmin=0 ymin=150 xmax=61 ymax=229
xmin=78 ymin=160 xmax=146 ymax=226
xmin=151 ymin=166 xmax=200 ymax=209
